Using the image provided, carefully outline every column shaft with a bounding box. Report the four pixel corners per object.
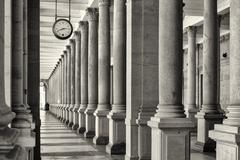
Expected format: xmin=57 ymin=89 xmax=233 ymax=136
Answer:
xmin=93 ymin=0 xmax=111 ymax=145
xmin=136 ymin=0 xmax=159 ymax=159
xmin=195 ymin=0 xmax=224 ymax=152
xmin=84 ymin=8 xmax=98 ymax=138
xmin=0 ymin=1 xmax=26 ymax=158
xmin=107 ymin=0 xmax=126 ymax=155
xmin=209 ymin=1 xmax=240 ymax=160
xmin=68 ymin=39 xmax=76 ymax=127
xmin=72 ymin=31 xmax=81 ymax=130
xmin=187 ymin=26 xmax=198 ymax=123
xmin=65 ymin=46 xmax=71 ymax=125
xmin=77 ymin=21 xmax=88 ymax=134
xmin=147 ymin=0 xmax=194 ymax=159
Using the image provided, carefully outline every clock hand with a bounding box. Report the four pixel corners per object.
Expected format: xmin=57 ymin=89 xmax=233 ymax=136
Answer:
xmin=57 ymin=28 xmax=69 ymax=32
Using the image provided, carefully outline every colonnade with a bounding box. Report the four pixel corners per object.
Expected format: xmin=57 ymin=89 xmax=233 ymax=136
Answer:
xmin=0 ymin=0 xmax=38 ymax=159
xmin=48 ymin=0 xmax=240 ymax=160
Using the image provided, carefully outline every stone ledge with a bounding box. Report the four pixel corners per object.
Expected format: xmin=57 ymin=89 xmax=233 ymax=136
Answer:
xmin=148 ymin=117 xmax=195 ymax=129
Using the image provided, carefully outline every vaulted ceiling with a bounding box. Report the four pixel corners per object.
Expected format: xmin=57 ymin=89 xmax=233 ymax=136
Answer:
xmin=40 ymin=0 xmax=230 ymax=80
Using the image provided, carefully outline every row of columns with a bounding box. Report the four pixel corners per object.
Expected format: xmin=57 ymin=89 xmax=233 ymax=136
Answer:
xmin=0 ymin=0 xmax=36 ymax=159
xmin=49 ymin=0 xmax=127 ymax=155
xmin=49 ymin=0 xmax=240 ymax=160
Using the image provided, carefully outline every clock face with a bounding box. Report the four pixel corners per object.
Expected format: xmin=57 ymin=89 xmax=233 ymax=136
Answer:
xmin=52 ymin=19 xmax=73 ymax=40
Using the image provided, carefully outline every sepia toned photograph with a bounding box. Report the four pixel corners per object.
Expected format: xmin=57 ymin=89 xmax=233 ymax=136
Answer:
xmin=0 ymin=0 xmax=236 ymax=160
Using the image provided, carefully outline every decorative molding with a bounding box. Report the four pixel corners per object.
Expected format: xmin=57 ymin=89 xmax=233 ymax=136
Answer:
xmin=86 ymin=8 xmax=98 ymax=21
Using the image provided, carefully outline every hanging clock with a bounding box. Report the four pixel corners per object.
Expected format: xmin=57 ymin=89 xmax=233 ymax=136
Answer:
xmin=52 ymin=19 xmax=73 ymax=40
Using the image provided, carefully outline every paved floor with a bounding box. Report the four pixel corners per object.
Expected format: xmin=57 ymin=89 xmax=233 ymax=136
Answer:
xmin=40 ymin=111 xmax=216 ymax=160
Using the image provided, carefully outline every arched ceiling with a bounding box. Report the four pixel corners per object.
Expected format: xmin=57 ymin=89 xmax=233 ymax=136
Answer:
xmin=40 ymin=0 xmax=230 ymax=80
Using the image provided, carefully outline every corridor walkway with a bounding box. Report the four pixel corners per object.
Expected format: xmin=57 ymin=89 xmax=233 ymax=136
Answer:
xmin=40 ymin=111 xmax=124 ymax=160
xmin=40 ymin=110 xmax=215 ymax=160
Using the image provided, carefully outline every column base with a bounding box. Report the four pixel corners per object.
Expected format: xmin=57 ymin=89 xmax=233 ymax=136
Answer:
xmin=136 ymin=111 xmax=155 ymax=160
xmin=77 ymin=105 xmax=87 ymax=134
xmin=194 ymin=141 xmax=216 ymax=152
xmin=125 ymin=119 xmax=139 ymax=160
xmin=68 ymin=122 xmax=74 ymax=128
xmin=93 ymin=136 xmax=109 ymax=145
xmin=194 ymin=111 xmax=224 ymax=152
xmin=124 ymin=155 xmax=139 ymax=160
xmin=72 ymin=124 xmax=79 ymax=130
xmin=93 ymin=109 xmax=110 ymax=145
xmin=84 ymin=106 xmax=96 ymax=138
xmin=106 ymin=111 xmax=126 ymax=155
xmin=77 ymin=127 xmax=86 ymax=134
xmin=187 ymin=106 xmax=198 ymax=125
xmin=147 ymin=117 xmax=195 ymax=160
xmin=209 ymin=124 xmax=240 ymax=160
xmin=106 ymin=142 xmax=126 ymax=155
xmin=84 ymin=131 xmax=95 ymax=138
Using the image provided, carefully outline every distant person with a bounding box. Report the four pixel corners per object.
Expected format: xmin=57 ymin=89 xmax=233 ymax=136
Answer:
xmin=45 ymin=102 xmax=49 ymax=111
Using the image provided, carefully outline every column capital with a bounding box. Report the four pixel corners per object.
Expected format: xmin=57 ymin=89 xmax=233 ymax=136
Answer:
xmin=74 ymin=31 xmax=81 ymax=41
xmin=66 ymin=45 xmax=71 ymax=50
xmin=79 ymin=21 xmax=88 ymax=31
xmin=63 ymin=50 xmax=67 ymax=55
xmin=58 ymin=58 xmax=62 ymax=62
xmin=99 ymin=0 xmax=110 ymax=6
xmin=61 ymin=54 xmax=64 ymax=59
xmin=86 ymin=8 xmax=98 ymax=21
xmin=69 ymin=38 xmax=75 ymax=44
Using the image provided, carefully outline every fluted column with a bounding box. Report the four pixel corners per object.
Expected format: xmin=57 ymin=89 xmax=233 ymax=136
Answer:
xmin=77 ymin=21 xmax=89 ymax=134
xmin=68 ymin=39 xmax=76 ymax=127
xmin=0 ymin=1 xmax=26 ymax=158
xmin=65 ymin=45 xmax=71 ymax=125
xmin=11 ymin=0 xmax=35 ymax=153
xmin=195 ymin=0 xmax=224 ymax=152
xmin=72 ymin=31 xmax=81 ymax=130
xmin=147 ymin=0 xmax=194 ymax=159
xmin=135 ymin=0 xmax=159 ymax=159
xmin=186 ymin=26 xmax=198 ymax=124
xmin=93 ymin=0 xmax=111 ymax=145
xmin=106 ymin=0 xmax=126 ymax=155
xmin=62 ymin=51 xmax=68 ymax=123
xmin=209 ymin=1 xmax=240 ymax=159
xmin=84 ymin=8 xmax=98 ymax=138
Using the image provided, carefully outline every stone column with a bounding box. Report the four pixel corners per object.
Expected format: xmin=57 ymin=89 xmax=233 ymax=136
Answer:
xmin=186 ymin=26 xmax=198 ymax=124
xmin=57 ymin=59 xmax=62 ymax=118
xmin=65 ymin=45 xmax=71 ymax=125
xmin=195 ymin=0 xmax=224 ymax=152
xmin=209 ymin=1 xmax=240 ymax=159
xmin=60 ymin=54 xmax=65 ymax=121
xmin=125 ymin=0 xmax=142 ymax=158
xmin=68 ymin=39 xmax=75 ymax=128
xmin=0 ymin=1 xmax=26 ymax=158
xmin=84 ymin=8 xmax=98 ymax=138
xmin=147 ymin=0 xmax=194 ymax=160
xmin=11 ymin=0 xmax=35 ymax=153
xmin=93 ymin=0 xmax=111 ymax=145
xmin=72 ymin=31 xmax=81 ymax=130
xmin=77 ymin=21 xmax=89 ymax=134
xmin=107 ymin=0 xmax=126 ymax=155
xmin=62 ymin=51 xmax=68 ymax=123
xmin=136 ymin=0 xmax=159 ymax=159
